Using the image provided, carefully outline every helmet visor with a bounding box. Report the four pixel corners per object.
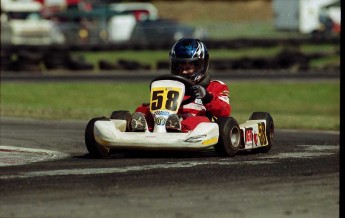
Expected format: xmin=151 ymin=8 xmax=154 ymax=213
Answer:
xmin=170 ymin=59 xmax=204 ymax=81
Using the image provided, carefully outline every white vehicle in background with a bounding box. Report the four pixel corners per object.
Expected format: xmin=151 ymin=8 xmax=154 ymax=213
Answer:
xmin=109 ymin=2 xmax=158 ymax=21
xmin=107 ymin=2 xmax=207 ymax=45
xmin=273 ymin=0 xmax=340 ymax=36
xmin=107 ymin=2 xmax=157 ymax=43
xmin=41 ymin=2 xmax=207 ymax=46
xmin=0 ymin=0 xmax=65 ymax=45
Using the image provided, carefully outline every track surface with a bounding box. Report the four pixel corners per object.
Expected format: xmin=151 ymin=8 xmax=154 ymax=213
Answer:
xmin=0 ymin=118 xmax=339 ymax=218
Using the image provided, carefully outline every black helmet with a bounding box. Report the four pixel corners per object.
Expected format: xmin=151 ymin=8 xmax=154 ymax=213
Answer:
xmin=169 ymin=38 xmax=209 ymax=84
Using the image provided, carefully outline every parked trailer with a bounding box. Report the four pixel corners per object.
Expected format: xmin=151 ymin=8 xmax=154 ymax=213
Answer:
xmin=273 ymin=0 xmax=340 ymax=34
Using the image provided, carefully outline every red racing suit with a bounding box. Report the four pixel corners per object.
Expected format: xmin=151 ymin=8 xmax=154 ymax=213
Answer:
xmin=135 ymin=80 xmax=231 ymax=132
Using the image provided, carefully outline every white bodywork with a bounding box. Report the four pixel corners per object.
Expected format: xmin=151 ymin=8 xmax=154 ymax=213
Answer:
xmin=91 ymin=79 xmax=270 ymax=153
xmin=240 ymin=120 xmax=269 ymax=150
xmin=94 ymin=79 xmax=219 ymax=152
xmin=94 ymin=120 xmax=219 ymax=151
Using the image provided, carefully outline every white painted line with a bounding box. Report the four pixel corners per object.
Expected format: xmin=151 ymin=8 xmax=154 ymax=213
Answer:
xmin=0 ymin=144 xmax=338 ymax=180
xmin=0 ymin=145 xmax=69 ymax=167
xmin=260 ymin=145 xmax=338 ymax=159
xmin=0 ymin=160 xmax=274 ymax=180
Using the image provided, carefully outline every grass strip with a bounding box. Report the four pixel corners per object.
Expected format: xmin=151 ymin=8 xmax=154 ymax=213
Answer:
xmin=1 ymin=81 xmax=339 ymax=131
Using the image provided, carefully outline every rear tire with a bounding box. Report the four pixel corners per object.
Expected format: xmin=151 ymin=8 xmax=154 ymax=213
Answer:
xmin=110 ymin=110 xmax=131 ymax=132
xmin=249 ymin=112 xmax=274 ymax=153
xmin=85 ymin=117 xmax=111 ymax=158
xmin=214 ymin=117 xmax=241 ymax=157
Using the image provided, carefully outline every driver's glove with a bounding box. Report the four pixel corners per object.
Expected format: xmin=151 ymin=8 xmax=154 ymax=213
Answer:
xmin=190 ymin=85 xmax=213 ymax=104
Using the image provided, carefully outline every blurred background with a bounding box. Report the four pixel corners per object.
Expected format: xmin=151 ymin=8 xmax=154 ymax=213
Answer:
xmin=0 ymin=0 xmax=341 ymax=129
xmin=0 ymin=0 xmax=341 ymax=72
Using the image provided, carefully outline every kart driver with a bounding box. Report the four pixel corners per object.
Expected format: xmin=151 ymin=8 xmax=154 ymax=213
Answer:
xmin=130 ymin=38 xmax=231 ymax=132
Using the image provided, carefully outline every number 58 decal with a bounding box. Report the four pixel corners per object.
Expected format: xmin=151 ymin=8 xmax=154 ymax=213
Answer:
xmin=150 ymin=87 xmax=182 ymax=113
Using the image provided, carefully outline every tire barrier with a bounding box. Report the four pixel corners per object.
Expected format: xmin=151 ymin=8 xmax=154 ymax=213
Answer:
xmin=68 ymin=56 xmax=94 ymax=71
xmin=98 ymin=60 xmax=120 ymax=70
xmin=158 ymin=49 xmax=338 ymax=71
xmin=0 ymin=50 xmax=13 ymax=71
xmin=43 ymin=47 xmax=71 ymax=70
xmin=1 ymin=50 xmax=338 ymax=72
xmin=1 ymin=37 xmax=339 ymax=72
xmin=156 ymin=61 xmax=170 ymax=70
xmin=1 ymin=46 xmax=95 ymax=72
xmin=117 ymin=59 xmax=151 ymax=70
xmin=209 ymin=49 xmax=326 ymax=71
xmin=99 ymin=59 xmax=151 ymax=70
xmin=3 ymin=49 xmax=43 ymax=72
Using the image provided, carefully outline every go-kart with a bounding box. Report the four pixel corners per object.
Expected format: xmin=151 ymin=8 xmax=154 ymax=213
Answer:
xmin=85 ymin=75 xmax=274 ymax=157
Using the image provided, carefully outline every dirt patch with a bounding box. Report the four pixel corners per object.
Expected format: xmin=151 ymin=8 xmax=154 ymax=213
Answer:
xmin=153 ymin=0 xmax=273 ymax=23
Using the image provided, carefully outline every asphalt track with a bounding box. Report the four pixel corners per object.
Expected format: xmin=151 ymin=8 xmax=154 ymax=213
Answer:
xmin=0 ymin=71 xmax=341 ymax=217
xmin=0 ymin=116 xmax=340 ymax=218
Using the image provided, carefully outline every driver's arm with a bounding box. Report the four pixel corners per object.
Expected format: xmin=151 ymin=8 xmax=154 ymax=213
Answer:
xmin=203 ymin=81 xmax=231 ymax=117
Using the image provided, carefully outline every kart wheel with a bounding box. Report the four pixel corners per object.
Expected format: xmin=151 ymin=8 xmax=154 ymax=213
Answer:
xmin=110 ymin=110 xmax=131 ymax=132
xmin=85 ymin=117 xmax=111 ymax=158
xmin=214 ymin=117 xmax=241 ymax=157
xmin=249 ymin=112 xmax=274 ymax=153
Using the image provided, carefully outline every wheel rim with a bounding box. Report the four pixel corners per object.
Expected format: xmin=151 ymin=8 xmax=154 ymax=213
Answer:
xmin=230 ymin=126 xmax=240 ymax=148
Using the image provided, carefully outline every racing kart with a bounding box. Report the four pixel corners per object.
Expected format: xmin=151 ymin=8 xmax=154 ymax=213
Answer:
xmin=85 ymin=75 xmax=274 ymax=157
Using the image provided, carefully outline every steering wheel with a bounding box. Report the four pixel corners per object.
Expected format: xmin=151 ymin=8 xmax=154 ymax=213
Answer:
xmin=150 ymin=74 xmax=195 ymax=105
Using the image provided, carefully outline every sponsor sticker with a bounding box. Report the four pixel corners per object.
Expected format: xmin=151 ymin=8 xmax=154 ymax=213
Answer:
xmin=202 ymin=137 xmax=218 ymax=145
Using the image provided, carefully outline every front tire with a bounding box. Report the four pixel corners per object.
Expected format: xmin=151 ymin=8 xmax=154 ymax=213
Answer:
xmin=249 ymin=112 xmax=274 ymax=153
xmin=214 ymin=117 xmax=241 ymax=157
xmin=85 ymin=117 xmax=111 ymax=158
xmin=110 ymin=110 xmax=131 ymax=132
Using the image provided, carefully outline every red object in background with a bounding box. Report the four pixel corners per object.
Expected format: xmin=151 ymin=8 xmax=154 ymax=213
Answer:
xmin=35 ymin=0 xmax=80 ymax=7
xmin=66 ymin=0 xmax=80 ymax=5
xmin=133 ymin=10 xmax=150 ymax=21
xmin=333 ymin=22 xmax=341 ymax=33
xmin=35 ymin=0 xmax=44 ymax=4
